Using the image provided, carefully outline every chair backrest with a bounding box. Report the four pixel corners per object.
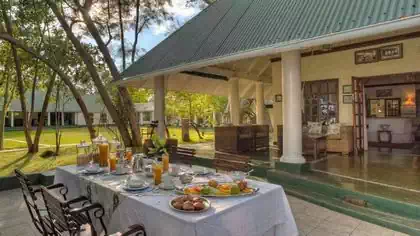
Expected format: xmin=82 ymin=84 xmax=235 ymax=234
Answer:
xmin=41 ymin=186 xmax=76 ymax=235
xmin=214 ymin=152 xmax=250 ymax=172
xmin=174 ymin=147 xmax=196 ymax=166
xmin=15 ymin=169 xmax=48 ymax=235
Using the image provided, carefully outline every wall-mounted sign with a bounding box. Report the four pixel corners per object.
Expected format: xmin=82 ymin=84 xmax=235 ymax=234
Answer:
xmin=343 ymin=95 xmax=353 ymax=104
xmin=342 ymin=85 xmax=352 ymax=94
xmin=376 ymin=88 xmax=392 ymax=97
xmin=275 ymin=94 xmax=282 ymax=102
xmin=355 ymin=48 xmax=378 ymax=65
xmin=379 ymin=44 xmax=403 ymax=61
xmin=355 ymin=43 xmax=403 ymax=65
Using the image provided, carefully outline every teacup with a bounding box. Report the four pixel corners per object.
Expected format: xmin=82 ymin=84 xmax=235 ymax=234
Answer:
xmin=144 ymin=165 xmax=153 ymax=177
xmin=170 ymin=164 xmax=180 ymax=176
xmin=162 ymin=173 xmax=174 ymax=188
xmin=179 ymin=173 xmax=193 ymax=184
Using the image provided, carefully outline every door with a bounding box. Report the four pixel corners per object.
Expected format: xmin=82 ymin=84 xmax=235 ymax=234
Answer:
xmin=352 ymin=77 xmax=365 ymax=156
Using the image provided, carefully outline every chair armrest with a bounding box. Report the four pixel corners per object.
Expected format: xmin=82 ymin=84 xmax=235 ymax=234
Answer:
xmin=65 ymin=196 xmax=90 ymax=206
xmin=45 ymin=183 xmax=65 ymax=190
xmin=121 ymin=224 xmax=147 ymax=236
xmin=38 ymin=183 xmax=68 ymax=200
xmin=69 ymin=202 xmax=104 ymax=216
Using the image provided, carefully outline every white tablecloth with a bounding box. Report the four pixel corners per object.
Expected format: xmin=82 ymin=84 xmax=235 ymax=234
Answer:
xmin=54 ymin=165 xmax=298 ymax=236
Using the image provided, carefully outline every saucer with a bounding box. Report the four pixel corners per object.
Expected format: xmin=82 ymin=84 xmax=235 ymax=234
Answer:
xmin=159 ymin=183 xmax=175 ymax=190
xmin=122 ymin=182 xmax=150 ymax=191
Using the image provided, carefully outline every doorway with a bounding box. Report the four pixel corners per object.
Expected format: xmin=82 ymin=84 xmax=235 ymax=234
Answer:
xmin=353 ymin=72 xmax=420 ymax=156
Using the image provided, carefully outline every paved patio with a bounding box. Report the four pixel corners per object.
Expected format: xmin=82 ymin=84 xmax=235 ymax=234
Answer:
xmin=0 ymin=188 xmax=406 ymax=236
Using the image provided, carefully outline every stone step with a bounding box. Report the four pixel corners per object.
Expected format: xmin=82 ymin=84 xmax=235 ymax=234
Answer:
xmin=267 ymin=170 xmax=420 ymax=235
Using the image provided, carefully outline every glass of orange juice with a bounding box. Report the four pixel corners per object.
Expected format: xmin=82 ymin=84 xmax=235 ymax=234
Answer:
xmin=152 ymin=162 xmax=163 ymax=185
xmin=125 ymin=147 xmax=133 ymax=162
xmin=98 ymin=143 xmax=109 ymax=167
xmin=162 ymin=154 xmax=169 ymax=172
xmin=109 ymin=156 xmax=117 ymax=172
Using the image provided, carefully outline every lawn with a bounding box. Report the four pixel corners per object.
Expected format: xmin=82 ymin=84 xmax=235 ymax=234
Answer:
xmin=0 ymin=126 xmax=214 ymax=176
xmin=3 ymin=126 xmax=214 ymax=146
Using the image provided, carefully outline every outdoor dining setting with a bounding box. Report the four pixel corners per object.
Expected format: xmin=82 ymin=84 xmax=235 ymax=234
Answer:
xmin=16 ymin=135 xmax=298 ymax=236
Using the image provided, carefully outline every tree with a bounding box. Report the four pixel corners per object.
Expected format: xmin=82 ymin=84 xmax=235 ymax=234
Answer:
xmin=1 ymin=1 xmax=34 ymax=152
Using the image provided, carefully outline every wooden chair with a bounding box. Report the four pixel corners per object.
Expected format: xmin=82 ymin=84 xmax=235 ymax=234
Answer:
xmin=15 ymin=169 xmax=71 ymax=236
xmin=172 ymin=147 xmax=196 ymax=167
xmin=213 ymin=151 xmax=250 ymax=172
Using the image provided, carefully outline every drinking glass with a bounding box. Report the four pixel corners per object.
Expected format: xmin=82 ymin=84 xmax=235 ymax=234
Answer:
xmin=98 ymin=143 xmax=109 ymax=167
xmin=125 ymin=147 xmax=133 ymax=162
xmin=109 ymin=156 xmax=117 ymax=172
xmin=152 ymin=162 xmax=163 ymax=185
xmin=162 ymin=154 xmax=169 ymax=172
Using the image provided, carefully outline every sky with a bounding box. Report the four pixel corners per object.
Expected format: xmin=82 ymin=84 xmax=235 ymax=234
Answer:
xmin=125 ymin=0 xmax=202 ymax=63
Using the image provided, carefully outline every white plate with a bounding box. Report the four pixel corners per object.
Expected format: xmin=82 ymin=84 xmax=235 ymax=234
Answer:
xmin=169 ymin=197 xmax=211 ymax=213
xmin=159 ymin=183 xmax=175 ymax=190
xmin=192 ymin=167 xmax=211 ymax=176
xmin=122 ymin=182 xmax=150 ymax=191
xmin=81 ymin=168 xmax=104 ymax=175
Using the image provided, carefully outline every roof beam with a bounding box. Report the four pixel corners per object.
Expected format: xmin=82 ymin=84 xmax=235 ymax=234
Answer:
xmin=257 ymin=61 xmax=271 ymax=78
xmin=246 ymin=58 xmax=260 ymax=73
xmin=199 ymin=66 xmax=271 ymax=82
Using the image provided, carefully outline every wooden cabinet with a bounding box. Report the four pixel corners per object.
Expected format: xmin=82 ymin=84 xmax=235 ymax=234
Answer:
xmin=215 ymin=125 xmax=269 ymax=154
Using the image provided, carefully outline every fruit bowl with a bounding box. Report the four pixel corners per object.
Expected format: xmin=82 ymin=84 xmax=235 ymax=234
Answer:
xmin=169 ymin=195 xmax=211 ymax=213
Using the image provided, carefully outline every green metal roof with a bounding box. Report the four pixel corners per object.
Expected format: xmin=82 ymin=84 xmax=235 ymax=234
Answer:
xmin=122 ymin=0 xmax=420 ymax=79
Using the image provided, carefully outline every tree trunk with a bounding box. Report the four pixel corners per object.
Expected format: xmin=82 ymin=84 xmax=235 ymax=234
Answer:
xmin=131 ymin=0 xmax=140 ymax=64
xmin=0 ymin=33 xmax=96 ymax=141
xmin=29 ymin=62 xmax=38 ymax=129
xmin=32 ymin=71 xmax=56 ymax=153
xmin=74 ymin=2 xmax=142 ymax=147
xmin=0 ymin=64 xmax=11 ymax=150
xmin=47 ymin=0 xmax=132 ymax=146
xmin=1 ymin=6 xmax=33 ymax=152
xmin=55 ymin=84 xmax=61 ymax=155
xmin=118 ymin=0 xmax=126 ymax=70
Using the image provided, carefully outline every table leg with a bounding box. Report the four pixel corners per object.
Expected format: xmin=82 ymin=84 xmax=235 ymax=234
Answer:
xmin=314 ymin=141 xmax=318 ymax=160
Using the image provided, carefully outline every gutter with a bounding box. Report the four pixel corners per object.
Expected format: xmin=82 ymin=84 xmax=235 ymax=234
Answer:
xmin=115 ymin=15 xmax=420 ymax=86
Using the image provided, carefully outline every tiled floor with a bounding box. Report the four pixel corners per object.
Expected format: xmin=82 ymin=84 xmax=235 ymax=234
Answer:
xmin=0 ymin=188 xmax=407 ymax=236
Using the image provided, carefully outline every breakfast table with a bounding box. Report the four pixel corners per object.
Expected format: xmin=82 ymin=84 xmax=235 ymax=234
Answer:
xmin=54 ymin=165 xmax=298 ymax=236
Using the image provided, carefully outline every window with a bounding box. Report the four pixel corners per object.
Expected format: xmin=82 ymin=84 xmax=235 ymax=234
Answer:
xmin=368 ymin=98 xmax=400 ymax=117
xmin=303 ymin=79 xmax=338 ymax=123
xmin=385 ymin=99 xmax=400 ymax=117
xmin=143 ymin=112 xmax=152 ymax=122
xmin=100 ymin=113 xmax=108 ymax=123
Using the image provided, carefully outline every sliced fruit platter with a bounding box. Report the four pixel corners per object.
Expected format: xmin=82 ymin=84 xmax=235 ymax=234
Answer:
xmin=181 ymin=180 xmax=258 ymax=197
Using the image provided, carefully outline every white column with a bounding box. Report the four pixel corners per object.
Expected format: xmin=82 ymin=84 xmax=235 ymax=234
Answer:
xmin=255 ymin=81 xmax=265 ymax=125
xmin=10 ymin=111 xmax=14 ymax=127
xmin=154 ymin=75 xmax=166 ymax=139
xmin=281 ymin=50 xmax=305 ymax=164
xmin=140 ymin=112 xmax=144 ymax=125
xmin=47 ymin=112 xmax=51 ymax=126
xmin=229 ymin=78 xmax=240 ymax=125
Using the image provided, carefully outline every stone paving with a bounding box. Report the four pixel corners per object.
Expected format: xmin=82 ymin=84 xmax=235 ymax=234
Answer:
xmin=0 ymin=188 xmax=407 ymax=236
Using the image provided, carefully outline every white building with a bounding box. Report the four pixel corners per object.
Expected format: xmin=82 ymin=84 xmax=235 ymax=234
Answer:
xmin=3 ymin=91 xmax=154 ymax=128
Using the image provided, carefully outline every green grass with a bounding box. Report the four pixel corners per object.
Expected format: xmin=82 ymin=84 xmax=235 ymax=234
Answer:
xmin=4 ymin=127 xmax=214 ymax=145
xmin=0 ymin=147 xmax=77 ymax=176
xmin=0 ymin=126 xmax=214 ymax=176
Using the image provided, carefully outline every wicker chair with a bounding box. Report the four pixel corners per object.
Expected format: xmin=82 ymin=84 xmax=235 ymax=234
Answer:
xmin=15 ymin=169 xmax=71 ymax=236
